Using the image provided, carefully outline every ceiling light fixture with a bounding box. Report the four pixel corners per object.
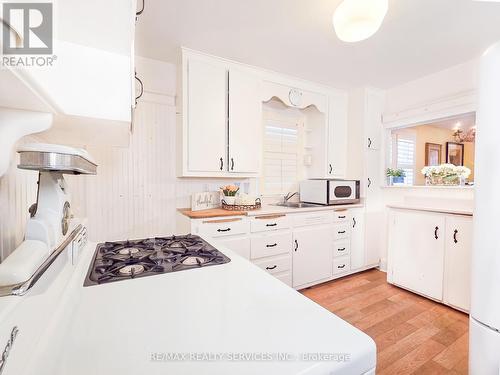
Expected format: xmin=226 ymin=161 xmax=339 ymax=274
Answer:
xmin=333 ymin=0 xmax=388 ymax=43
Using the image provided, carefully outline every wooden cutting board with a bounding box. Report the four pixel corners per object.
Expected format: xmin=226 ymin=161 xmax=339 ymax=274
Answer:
xmin=178 ymin=208 xmax=248 ymax=219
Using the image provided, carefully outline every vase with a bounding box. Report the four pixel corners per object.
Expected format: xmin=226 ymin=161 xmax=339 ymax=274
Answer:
xmin=426 ymin=175 xmax=460 ymax=186
xmin=392 ymin=176 xmax=404 ymax=184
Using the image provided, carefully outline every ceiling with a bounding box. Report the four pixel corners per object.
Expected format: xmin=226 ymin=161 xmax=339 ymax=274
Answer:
xmin=135 ymin=0 xmax=500 ymax=89
xmin=429 ymin=112 xmax=477 ymax=131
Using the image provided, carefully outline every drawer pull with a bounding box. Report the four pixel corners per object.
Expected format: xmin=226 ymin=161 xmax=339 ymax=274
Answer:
xmin=338 ymin=247 xmax=346 ymax=251
xmin=266 ymin=265 xmax=277 ymax=270
xmin=338 ymin=230 xmax=346 ymax=234
xmin=217 ymin=228 xmax=231 ymax=232
xmin=266 ymin=223 xmax=277 ymax=227
xmin=453 ymin=229 xmax=458 ymax=244
xmin=338 ymin=215 xmax=346 ymax=219
xmin=266 ymin=243 xmax=278 ymax=248
xmin=337 ymin=264 xmax=346 ymax=269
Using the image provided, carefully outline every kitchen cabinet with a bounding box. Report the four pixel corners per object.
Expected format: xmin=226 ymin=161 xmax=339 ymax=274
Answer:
xmin=228 ymin=69 xmax=261 ymax=173
xmin=350 ymin=208 xmax=366 ymax=270
xmin=327 ymin=92 xmax=348 ymax=178
xmin=388 ymin=208 xmax=473 ymax=311
xmin=217 ymin=236 xmax=251 ymax=260
xmin=364 ymin=89 xmax=384 ymax=150
xmin=389 ymin=210 xmax=446 ymax=301
xmin=444 ymin=216 xmax=473 ymax=311
xmin=292 ymin=225 xmax=333 ymax=288
xmin=186 ymin=58 xmax=228 ymax=173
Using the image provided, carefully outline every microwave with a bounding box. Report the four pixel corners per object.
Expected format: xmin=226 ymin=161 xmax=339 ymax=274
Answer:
xmin=299 ymin=179 xmax=360 ymax=205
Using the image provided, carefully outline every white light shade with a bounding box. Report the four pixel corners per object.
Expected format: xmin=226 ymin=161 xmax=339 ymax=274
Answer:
xmin=333 ymin=0 xmax=388 ymax=42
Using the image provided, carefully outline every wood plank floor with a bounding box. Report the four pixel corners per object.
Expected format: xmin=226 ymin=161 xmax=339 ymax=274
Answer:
xmin=301 ymin=269 xmax=469 ymax=374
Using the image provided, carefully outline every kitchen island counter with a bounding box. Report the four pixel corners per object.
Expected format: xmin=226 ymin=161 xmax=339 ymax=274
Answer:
xmin=25 ymin=241 xmax=376 ymax=375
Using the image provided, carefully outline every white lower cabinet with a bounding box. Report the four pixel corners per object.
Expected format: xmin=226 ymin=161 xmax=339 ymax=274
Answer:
xmin=217 ymin=236 xmax=251 ymax=260
xmin=388 ymin=209 xmax=472 ymax=311
xmin=181 ymin=206 xmax=378 ymax=290
xmin=444 ymin=215 xmax=473 ymax=311
xmin=292 ymin=225 xmax=334 ymax=288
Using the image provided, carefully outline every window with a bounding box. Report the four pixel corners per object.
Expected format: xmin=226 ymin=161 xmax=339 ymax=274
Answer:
xmin=391 ymin=131 xmax=416 ymax=185
xmin=262 ymin=118 xmax=302 ymax=195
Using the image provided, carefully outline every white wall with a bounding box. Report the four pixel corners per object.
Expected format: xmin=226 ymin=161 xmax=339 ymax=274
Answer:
xmin=0 ymin=57 xmax=254 ymax=260
xmin=376 ymin=60 xmax=478 ymax=269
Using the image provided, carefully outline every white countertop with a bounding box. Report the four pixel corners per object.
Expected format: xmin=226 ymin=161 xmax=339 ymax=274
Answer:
xmin=387 ymin=203 xmax=473 ymax=216
xmin=246 ymin=203 xmax=364 ymax=217
xmin=23 ymin=241 xmax=376 ymax=375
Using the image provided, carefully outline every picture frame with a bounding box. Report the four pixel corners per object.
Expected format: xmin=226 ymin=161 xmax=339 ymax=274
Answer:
xmin=425 ymin=143 xmax=442 ymax=166
xmin=446 ymin=142 xmax=464 ymax=166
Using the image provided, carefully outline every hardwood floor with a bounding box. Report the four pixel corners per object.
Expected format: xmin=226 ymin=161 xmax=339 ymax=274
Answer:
xmin=301 ymin=269 xmax=469 ymax=374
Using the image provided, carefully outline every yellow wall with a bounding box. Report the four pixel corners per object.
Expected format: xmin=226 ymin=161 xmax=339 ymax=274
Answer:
xmin=394 ymin=125 xmax=475 ymax=185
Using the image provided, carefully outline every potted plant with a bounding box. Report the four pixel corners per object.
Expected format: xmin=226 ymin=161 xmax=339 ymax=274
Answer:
xmin=220 ymin=184 xmax=240 ymax=205
xmin=421 ymin=164 xmax=471 ymax=186
xmin=386 ymin=168 xmax=406 ymax=185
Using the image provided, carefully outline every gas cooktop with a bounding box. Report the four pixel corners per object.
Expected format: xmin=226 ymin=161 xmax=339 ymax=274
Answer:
xmin=83 ymin=234 xmax=230 ymax=286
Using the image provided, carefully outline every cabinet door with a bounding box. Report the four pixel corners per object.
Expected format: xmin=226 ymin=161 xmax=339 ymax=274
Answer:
xmin=444 ymin=216 xmax=473 ymax=311
xmin=187 ymin=59 xmax=227 ymax=172
xmin=292 ymin=225 xmax=333 ymax=288
xmin=364 ymin=89 xmax=384 ymax=150
xmin=390 ymin=210 xmax=445 ymax=300
xmin=350 ymin=208 xmax=367 ymax=270
xmin=228 ymin=69 xmax=261 ymax=173
xmin=327 ymin=93 xmax=347 ymax=178
xmin=217 ymin=236 xmax=250 ymax=260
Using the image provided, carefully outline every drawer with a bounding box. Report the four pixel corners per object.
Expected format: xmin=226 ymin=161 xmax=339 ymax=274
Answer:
xmin=253 ymin=254 xmax=291 ymax=275
xmin=292 ymin=211 xmax=334 ymax=227
xmin=333 ymin=256 xmax=351 ymax=275
xmin=334 ymin=210 xmax=350 ymax=223
xmin=198 ymin=218 xmax=249 ymax=238
xmin=251 ymin=232 xmax=292 ymax=259
xmin=274 ymin=272 xmax=292 ymax=287
xmin=333 ymin=223 xmax=350 ymax=240
xmin=333 ymin=240 xmax=350 ymax=258
xmin=251 ymin=215 xmax=290 ymax=233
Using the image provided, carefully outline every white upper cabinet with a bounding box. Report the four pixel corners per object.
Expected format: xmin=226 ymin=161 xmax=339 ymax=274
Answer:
xmin=228 ymin=68 xmax=261 ymax=174
xmin=327 ymin=92 xmax=348 ymax=178
xmin=364 ymin=88 xmax=385 ymax=150
xmin=187 ymin=59 xmax=228 ymax=173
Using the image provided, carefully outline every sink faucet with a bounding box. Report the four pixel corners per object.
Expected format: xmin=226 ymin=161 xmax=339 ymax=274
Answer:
xmin=283 ymin=192 xmax=298 ymax=204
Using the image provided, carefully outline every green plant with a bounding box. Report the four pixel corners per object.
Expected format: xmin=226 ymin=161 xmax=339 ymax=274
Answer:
xmin=386 ymin=168 xmax=406 ymax=178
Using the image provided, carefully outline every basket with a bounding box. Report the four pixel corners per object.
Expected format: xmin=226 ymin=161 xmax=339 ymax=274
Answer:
xmin=222 ymin=198 xmax=261 ymax=211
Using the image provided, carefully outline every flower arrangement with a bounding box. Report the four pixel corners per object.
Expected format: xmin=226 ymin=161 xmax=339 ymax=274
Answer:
xmin=220 ymin=184 xmax=239 ymax=197
xmin=421 ymin=164 xmax=471 ymax=186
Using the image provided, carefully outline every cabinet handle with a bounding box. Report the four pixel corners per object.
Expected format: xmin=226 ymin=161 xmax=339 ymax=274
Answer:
xmin=338 ymin=215 xmax=346 ymax=219
xmin=329 ymin=164 xmax=333 ymax=174
xmin=266 ymin=265 xmax=277 ymax=270
xmin=219 ymin=157 xmax=224 ymax=171
xmin=434 ymin=226 xmax=439 ymax=240
xmin=230 ymin=158 xmax=234 ymax=171
xmin=338 ymin=264 xmax=346 ymax=269
xmin=368 ymin=137 xmax=372 ymax=148
xmin=338 ymin=230 xmax=346 ymax=234
xmin=266 ymin=223 xmax=277 ymax=227
xmin=353 ymin=217 xmax=356 ymax=228
xmin=338 ymin=248 xmax=346 ymax=252
xmin=453 ymin=229 xmax=458 ymax=244
xmin=266 ymin=243 xmax=278 ymax=248
xmin=294 ymin=239 xmax=299 ymax=252
xmin=217 ymin=228 xmax=231 ymax=232
xmin=134 ymin=73 xmax=144 ymax=106
xmin=368 ymin=178 xmax=372 ymax=188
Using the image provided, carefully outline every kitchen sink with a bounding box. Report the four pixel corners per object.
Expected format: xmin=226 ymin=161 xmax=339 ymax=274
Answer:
xmin=273 ymin=202 xmax=322 ymax=208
